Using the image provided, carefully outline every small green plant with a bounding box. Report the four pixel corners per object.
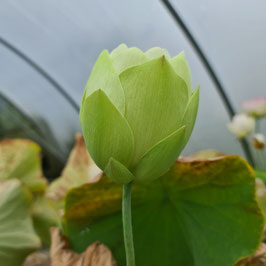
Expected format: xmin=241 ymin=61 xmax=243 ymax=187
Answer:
xmin=80 ymin=44 xmax=199 ymax=265
xmin=79 ymin=45 xmax=263 ymax=266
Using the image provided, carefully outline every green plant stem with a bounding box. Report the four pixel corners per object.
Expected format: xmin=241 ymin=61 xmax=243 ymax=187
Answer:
xmin=122 ymin=182 xmax=135 ymax=266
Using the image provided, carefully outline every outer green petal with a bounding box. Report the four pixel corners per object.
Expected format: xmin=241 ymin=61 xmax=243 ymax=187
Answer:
xmin=181 ymin=86 xmax=200 ymax=150
xmin=145 ymin=47 xmax=171 ymax=60
xmin=120 ymin=56 xmax=188 ymax=166
xmin=110 ymin=43 xmax=128 ymax=58
xmin=105 ymin=158 xmax=134 ymax=184
xmin=111 ymin=47 xmax=148 ymax=74
xmin=170 ymin=51 xmax=192 ymax=95
xmin=84 ymin=50 xmax=125 ymax=114
xmin=132 ymin=126 xmax=186 ymax=183
xmin=80 ymin=89 xmax=134 ymax=170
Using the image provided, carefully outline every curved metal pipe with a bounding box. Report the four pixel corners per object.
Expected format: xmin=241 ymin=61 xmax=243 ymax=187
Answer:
xmin=161 ymin=0 xmax=255 ymax=166
xmin=0 ymin=37 xmax=80 ymax=113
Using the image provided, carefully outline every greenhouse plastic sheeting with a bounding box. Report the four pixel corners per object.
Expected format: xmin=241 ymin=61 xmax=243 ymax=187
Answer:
xmin=0 ymin=0 xmax=265 ymax=160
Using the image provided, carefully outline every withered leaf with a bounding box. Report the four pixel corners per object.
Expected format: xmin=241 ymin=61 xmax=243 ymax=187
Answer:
xmin=50 ymin=227 xmax=116 ymax=266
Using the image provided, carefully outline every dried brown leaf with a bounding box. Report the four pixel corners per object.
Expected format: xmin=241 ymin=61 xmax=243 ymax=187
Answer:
xmin=23 ymin=250 xmax=50 ymax=266
xmin=46 ymin=134 xmax=102 ymax=206
xmin=50 ymin=228 xmax=116 ymax=266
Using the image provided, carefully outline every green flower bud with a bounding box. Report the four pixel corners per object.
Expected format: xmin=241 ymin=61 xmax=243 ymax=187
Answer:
xmin=80 ymin=44 xmax=199 ymax=184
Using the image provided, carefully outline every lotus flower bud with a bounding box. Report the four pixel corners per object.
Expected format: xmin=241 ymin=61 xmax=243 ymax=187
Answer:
xmin=80 ymin=44 xmax=199 ymax=184
xmin=227 ymin=114 xmax=255 ymax=139
xmin=251 ymin=134 xmax=265 ymax=150
xmin=242 ymin=97 xmax=266 ymax=118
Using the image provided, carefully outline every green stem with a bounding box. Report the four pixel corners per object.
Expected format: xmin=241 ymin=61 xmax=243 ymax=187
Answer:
xmin=122 ymin=182 xmax=135 ymax=266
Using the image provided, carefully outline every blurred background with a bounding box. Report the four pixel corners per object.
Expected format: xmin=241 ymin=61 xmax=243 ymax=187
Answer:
xmin=1 ymin=0 xmax=265 ymax=178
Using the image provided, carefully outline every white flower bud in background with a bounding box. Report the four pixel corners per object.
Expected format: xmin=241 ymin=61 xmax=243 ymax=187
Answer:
xmin=227 ymin=113 xmax=255 ymax=139
xmin=251 ymin=134 xmax=265 ymax=150
xmin=242 ymin=97 xmax=266 ymax=118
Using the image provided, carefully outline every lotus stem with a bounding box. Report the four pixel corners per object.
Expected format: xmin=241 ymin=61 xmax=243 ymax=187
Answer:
xmin=122 ymin=182 xmax=135 ymax=266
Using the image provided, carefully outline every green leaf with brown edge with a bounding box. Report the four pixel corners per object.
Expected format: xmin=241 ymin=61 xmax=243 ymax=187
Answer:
xmin=62 ymin=154 xmax=263 ymax=266
xmin=0 ymin=139 xmax=47 ymax=192
xmin=0 ymin=179 xmax=41 ymax=266
xmin=46 ymin=134 xmax=102 ymax=209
